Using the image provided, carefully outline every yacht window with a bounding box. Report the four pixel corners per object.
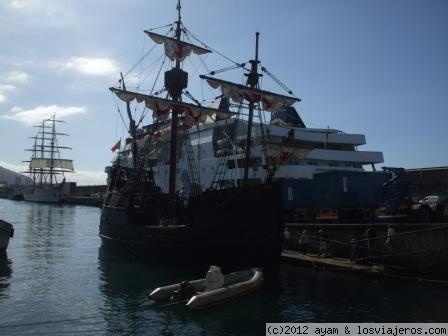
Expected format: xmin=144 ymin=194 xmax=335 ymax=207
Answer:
xmin=227 ymin=160 xmax=236 ymax=169
xmin=288 ymin=159 xmax=300 ymax=165
xmin=236 ymin=157 xmax=261 ymax=168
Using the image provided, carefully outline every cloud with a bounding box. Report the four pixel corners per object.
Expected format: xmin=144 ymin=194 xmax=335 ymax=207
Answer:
xmin=5 ymin=0 xmax=30 ymax=9
xmin=13 ymin=60 xmax=35 ymax=67
xmin=0 ymin=84 xmax=16 ymax=91
xmin=0 ymin=160 xmax=27 ymax=173
xmin=2 ymin=105 xmax=87 ymax=126
xmin=0 ymin=72 xmax=26 ymax=104
xmin=4 ymin=0 xmax=55 ymax=13
xmin=4 ymin=71 xmax=29 ymax=83
xmin=50 ymin=57 xmax=119 ymax=77
xmin=2 ymin=0 xmax=80 ymax=28
xmin=0 ymin=84 xmax=16 ymax=104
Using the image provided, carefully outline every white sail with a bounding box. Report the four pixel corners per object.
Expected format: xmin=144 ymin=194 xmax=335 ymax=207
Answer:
xmin=200 ymin=75 xmax=300 ymax=112
xmin=30 ymin=158 xmax=74 ymax=171
xmin=110 ymin=88 xmax=234 ymax=126
xmin=145 ymin=31 xmax=211 ymax=62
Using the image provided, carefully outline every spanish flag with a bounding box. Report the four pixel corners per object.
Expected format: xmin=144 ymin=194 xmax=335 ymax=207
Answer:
xmin=111 ymin=139 xmax=121 ymax=152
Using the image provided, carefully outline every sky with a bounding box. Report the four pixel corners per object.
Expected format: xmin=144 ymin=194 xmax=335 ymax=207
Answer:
xmin=0 ymin=0 xmax=447 ymax=185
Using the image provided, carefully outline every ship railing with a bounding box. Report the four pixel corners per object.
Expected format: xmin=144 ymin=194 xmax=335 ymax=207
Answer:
xmin=285 ymin=224 xmax=448 ymax=264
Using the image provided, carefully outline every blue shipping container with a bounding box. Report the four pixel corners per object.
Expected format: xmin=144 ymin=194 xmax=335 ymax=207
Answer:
xmin=312 ymin=170 xmax=385 ymax=208
xmin=280 ymin=178 xmax=315 ymax=210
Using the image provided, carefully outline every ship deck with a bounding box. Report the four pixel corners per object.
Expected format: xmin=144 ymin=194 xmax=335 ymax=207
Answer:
xmin=281 ymin=250 xmax=448 ymax=286
xmin=281 ymin=250 xmax=384 ymax=274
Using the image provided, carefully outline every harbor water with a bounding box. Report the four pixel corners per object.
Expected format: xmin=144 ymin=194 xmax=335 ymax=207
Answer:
xmin=0 ymin=199 xmax=447 ymax=336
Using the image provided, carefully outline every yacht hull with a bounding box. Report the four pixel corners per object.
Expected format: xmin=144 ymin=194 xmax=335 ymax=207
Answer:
xmin=23 ymin=188 xmax=61 ymax=203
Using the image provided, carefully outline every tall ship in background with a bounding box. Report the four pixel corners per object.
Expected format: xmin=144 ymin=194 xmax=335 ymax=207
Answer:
xmin=23 ymin=115 xmax=74 ymax=203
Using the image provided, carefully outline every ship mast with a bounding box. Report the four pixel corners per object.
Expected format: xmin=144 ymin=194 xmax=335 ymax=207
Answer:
xmin=111 ymin=2 xmax=298 ymax=194
xmin=31 ymin=137 xmax=37 ymax=184
xmin=243 ymin=32 xmax=260 ymax=183
xmin=49 ymin=116 xmax=55 ymax=185
xmin=120 ymin=72 xmax=138 ymax=169
xmin=110 ymin=0 xmax=215 ymax=199
xmin=199 ymin=32 xmax=300 ymax=185
xmin=40 ymin=119 xmax=45 ymax=186
xmin=167 ymin=0 xmax=187 ymax=199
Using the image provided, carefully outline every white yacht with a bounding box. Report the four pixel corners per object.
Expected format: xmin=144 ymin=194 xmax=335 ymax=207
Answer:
xmin=109 ymin=104 xmax=383 ymax=195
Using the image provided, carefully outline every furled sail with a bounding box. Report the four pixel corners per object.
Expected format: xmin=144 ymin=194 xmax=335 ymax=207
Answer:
xmin=30 ymin=158 xmax=74 ymax=171
xmin=110 ymin=88 xmax=234 ymax=126
xmin=144 ymin=31 xmax=212 ymax=62
xmin=200 ymin=75 xmax=300 ymax=112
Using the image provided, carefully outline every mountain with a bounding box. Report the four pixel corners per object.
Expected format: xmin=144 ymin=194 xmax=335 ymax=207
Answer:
xmin=0 ymin=165 xmax=32 ymax=185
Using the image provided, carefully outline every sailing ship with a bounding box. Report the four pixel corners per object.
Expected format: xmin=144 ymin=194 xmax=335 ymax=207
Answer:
xmin=107 ymin=24 xmax=383 ymax=195
xmin=23 ymin=115 xmax=74 ymax=203
xmin=99 ymin=2 xmax=308 ymax=265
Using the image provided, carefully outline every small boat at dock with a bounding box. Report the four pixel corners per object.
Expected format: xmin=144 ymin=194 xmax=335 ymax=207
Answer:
xmin=149 ymin=268 xmax=263 ymax=310
xmin=0 ymin=219 xmax=14 ymax=251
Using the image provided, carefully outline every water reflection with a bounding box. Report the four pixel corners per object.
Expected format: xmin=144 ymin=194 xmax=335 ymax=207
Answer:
xmin=96 ymin=244 xmax=448 ymax=336
xmin=97 ymin=247 xmax=285 ymax=335
xmin=21 ymin=204 xmax=77 ymax=298
xmin=276 ymin=264 xmax=448 ymax=323
xmin=24 ymin=204 xmax=76 ymax=258
xmin=97 ymin=246 xmax=202 ymax=335
xmin=1 ymin=197 xmax=447 ymax=336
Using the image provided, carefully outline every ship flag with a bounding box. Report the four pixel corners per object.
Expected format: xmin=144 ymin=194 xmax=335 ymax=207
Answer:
xmin=111 ymin=139 xmax=121 ymax=152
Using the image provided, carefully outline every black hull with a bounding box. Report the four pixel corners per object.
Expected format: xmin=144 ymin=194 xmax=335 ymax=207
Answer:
xmin=100 ymin=183 xmax=284 ymax=267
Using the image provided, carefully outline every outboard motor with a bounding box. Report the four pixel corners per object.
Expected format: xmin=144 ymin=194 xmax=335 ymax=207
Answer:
xmin=205 ymin=265 xmax=224 ymax=291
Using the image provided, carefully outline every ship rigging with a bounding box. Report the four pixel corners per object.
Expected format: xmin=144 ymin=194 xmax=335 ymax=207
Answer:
xmin=100 ymin=0 xmax=299 ymax=265
xmin=23 ymin=115 xmax=74 ymax=203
